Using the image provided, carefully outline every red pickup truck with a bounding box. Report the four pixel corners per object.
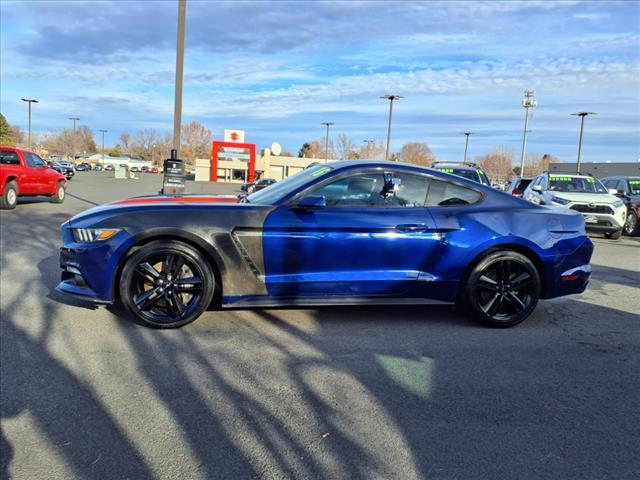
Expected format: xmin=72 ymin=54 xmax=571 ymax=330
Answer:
xmin=1 ymin=147 xmax=67 ymax=209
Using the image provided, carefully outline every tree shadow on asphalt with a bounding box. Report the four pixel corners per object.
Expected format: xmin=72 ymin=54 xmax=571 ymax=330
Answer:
xmin=2 ymin=211 xmax=640 ymax=478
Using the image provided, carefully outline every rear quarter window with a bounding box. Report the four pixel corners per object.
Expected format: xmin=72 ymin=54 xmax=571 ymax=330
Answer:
xmin=426 ymin=180 xmax=482 ymax=207
xmin=0 ymin=150 xmax=21 ymax=165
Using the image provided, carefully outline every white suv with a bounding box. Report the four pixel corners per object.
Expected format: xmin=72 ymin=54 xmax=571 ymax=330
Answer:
xmin=523 ymin=172 xmax=627 ymax=239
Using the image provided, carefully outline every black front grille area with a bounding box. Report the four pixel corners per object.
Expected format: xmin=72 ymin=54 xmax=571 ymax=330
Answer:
xmin=571 ymin=204 xmax=614 ymax=215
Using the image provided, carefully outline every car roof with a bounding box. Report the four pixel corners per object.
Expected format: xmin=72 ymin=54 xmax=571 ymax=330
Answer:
xmin=327 ymin=160 xmax=490 ymax=188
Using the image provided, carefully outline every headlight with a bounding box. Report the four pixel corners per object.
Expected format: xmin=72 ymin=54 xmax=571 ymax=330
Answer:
xmin=551 ymin=196 xmax=570 ymax=205
xmin=72 ymin=228 xmax=121 ymax=242
xmin=612 ymin=199 xmax=624 ymax=208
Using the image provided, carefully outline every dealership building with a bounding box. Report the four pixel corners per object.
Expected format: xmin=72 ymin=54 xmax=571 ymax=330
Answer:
xmin=195 ymin=129 xmax=322 ymax=183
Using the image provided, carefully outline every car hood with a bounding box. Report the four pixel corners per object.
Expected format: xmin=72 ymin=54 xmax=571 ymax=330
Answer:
xmin=67 ymin=194 xmax=242 ymax=227
xmin=550 ymin=192 xmax=620 ymax=204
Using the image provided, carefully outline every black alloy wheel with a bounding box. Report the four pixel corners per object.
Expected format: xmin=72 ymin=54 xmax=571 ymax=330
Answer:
xmin=624 ymin=211 xmax=639 ymax=236
xmin=464 ymin=251 xmax=540 ymax=328
xmin=120 ymin=240 xmax=215 ymax=328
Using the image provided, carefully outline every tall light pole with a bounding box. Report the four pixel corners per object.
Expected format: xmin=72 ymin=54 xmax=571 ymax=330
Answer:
xmin=519 ymin=90 xmax=537 ymax=177
xmin=571 ymin=112 xmax=596 ymax=173
xmin=321 ymin=122 xmax=334 ymax=162
xmin=21 ymin=98 xmax=38 ymax=149
xmin=363 ymin=139 xmax=375 ymax=159
xmin=463 ymin=132 xmax=473 ymax=163
xmin=68 ymin=116 xmax=80 ymax=132
xmin=99 ymin=129 xmax=107 ymax=163
xmin=173 ymin=0 xmax=187 ymax=156
xmin=381 ymin=95 xmax=403 ymax=161
xmin=69 ymin=117 xmax=80 ymax=160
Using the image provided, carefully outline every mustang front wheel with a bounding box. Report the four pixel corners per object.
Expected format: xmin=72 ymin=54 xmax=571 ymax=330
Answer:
xmin=119 ymin=240 xmax=216 ymax=328
xmin=464 ymin=251 xmax=540 ymax=328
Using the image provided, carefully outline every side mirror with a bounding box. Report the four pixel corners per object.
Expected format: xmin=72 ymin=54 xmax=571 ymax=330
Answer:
xmin=296 ymin=195 xmax=326 ymax=209
xmin=608 ymin=188 xmax=619 ymax=195
xmin=532 ymin=185 xmax=543 ymax=193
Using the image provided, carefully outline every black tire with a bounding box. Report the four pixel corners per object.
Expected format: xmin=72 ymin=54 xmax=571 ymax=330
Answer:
xmin=119 ymin=240 xmax=216 ymax=328
xmin=604 ymin=229 xmax=622 ymax=240
xmin=0 ymin=180 xmax=18 ymax=210
xmin=50 ymin=181 xmax=66 ymax=204
xmin=461 ymin=251 xmax=541 ymax=328
xmin=623 ymin=212 xmax=639 ymax=237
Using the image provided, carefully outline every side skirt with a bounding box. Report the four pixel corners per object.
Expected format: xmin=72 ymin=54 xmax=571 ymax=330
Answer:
xmin=221 ymin=295 xmax=452 ymax=309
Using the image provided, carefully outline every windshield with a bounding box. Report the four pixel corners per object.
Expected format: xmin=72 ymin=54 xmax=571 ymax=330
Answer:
xmin=247 ymin=164 xmax=334 ymax=204
xmin=548 ymin=175 xmax=607 ymax=193
xmin=628 ymin=179 xmax=640 ymax=195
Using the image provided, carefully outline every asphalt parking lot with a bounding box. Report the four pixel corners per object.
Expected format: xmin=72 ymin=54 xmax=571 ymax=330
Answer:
xmin=1 ymin=172 xmax=639 ymax=480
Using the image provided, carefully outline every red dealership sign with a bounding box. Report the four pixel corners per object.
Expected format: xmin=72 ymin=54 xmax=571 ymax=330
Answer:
xmin=211 ymin=140 xmax=256 ymax=183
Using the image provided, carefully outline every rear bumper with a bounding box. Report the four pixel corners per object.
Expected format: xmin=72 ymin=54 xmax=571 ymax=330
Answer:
xmin=541 ymin=236 xmax=593 ymax=299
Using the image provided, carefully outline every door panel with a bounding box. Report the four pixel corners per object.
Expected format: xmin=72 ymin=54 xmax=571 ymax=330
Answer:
xmin=262 ymin=206 xmax=443 ymax=298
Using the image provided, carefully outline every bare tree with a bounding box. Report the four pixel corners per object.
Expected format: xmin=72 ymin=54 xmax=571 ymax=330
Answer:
xmin=360 ymin=140 xmax=385 ymax=160
xmin=119 ymin=133 xmax=131 ymax=155
xmin=475 ymin=146 xmax=514 ymax=183
xmin=180 ymin=121 xmax=212 ymax=164
xmin=131 ymin=128 xmax=159 ymax=159
xmin=399 ymin=142 xmax=435 ymax=166
xmin=335 ymin=133 xmax=358 ymax=160
xmin=301 ymin=140 xmax=334 ymax=160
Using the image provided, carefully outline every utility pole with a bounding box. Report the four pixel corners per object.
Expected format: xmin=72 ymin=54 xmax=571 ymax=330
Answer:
xmin=99 ymin=129 xmax=107 ymax=163
xmin=463 ymin=132 xmax=473 ymax=163
xmin=363 ymin=139 xmax=375 ymax=159
xmin=69 ymin=117 xmax=80 ymax=161
xmin=381 ymin=95 xmax=403 ymax=161
xmin=571 ymin=112 xmax=596 ymax=173
xmin=519 ymin=90 xmax=537 ymax=177
xmin=173 ymin=0 xmax=187 ymax=156
xmin=21 ymin=98 xmax=38 ymax=150
xmin=321 ymin=122 xmax=334 ymax=163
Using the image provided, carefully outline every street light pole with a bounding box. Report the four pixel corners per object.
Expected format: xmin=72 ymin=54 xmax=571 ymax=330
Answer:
xmin=69 ymin=117 xmax=80 ymax=161
xmin=519 ymin=90 xmax=537 ymax=177
xmin=381 ymin=95 xmax=403 ymax=161
xmin=571 ymin=112 xmax=596 ymax=173
xmin=173 ymin=0 xmax=187 ymax=156
xmin=463 ymin=132 xmax=473 ymax=163
xmin=363 ymin=139 xmax=375 ymax=159
xmin=321 ymin=122 xmax=334 ymax=162
xmin=21 ymin=98 xmax=38 ymax=149
xmin=99 ymin=129 xmax=107 ymax=163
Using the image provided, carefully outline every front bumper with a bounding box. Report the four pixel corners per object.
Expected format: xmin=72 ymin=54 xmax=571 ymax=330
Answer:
xmin=56 ymin=225 xmax=134 ymax=303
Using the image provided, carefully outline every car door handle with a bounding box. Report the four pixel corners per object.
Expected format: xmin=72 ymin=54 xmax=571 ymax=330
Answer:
xmin=395 ymin=223 xmax=428 ymax=232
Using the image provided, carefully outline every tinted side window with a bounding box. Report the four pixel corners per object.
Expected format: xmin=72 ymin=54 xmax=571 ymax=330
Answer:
xmin=24 ymin=153 xmax=37 ymax=167
xmin=426 ymin=180 xmax=481 ymax=207
xmin=313 ymin=173 xmax=385 ymax=207
xmin=311 ymin=172 xmax=430 ymax=208
xmin=25 ymin=153 xmax=45 ymax=168
xmin=386 ymin=172 xmax=430 ymax=207
xmin=0 ymin=150 xmax=20 ymax=165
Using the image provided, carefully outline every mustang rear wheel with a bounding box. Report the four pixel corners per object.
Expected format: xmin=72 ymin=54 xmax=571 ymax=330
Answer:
xmin=119 ymin=240 xmax=215 ymax=328
xmin=463 ymin=251 xmax=540 ymax=328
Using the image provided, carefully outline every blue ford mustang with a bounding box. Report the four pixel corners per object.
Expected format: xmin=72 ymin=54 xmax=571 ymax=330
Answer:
xmin=57 ymin=161 xmax=593 ymax=328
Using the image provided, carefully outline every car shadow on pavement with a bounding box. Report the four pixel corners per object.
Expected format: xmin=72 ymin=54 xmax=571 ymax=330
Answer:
xmin=2 ymin=209 xmax=639 ymax=478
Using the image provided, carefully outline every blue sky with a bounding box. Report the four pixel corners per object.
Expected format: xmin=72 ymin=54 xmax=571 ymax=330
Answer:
xmin=1 ymin=0 xmax=639 ymax=162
